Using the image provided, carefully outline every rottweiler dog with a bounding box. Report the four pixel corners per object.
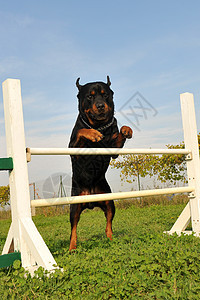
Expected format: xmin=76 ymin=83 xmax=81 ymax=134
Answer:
xmin=68 ymin=76 xmax=132 ymax=251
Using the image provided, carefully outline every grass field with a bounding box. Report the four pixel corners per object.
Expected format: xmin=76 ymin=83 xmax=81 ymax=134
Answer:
xmin=0 ymin=199 xmax=200 ymax=299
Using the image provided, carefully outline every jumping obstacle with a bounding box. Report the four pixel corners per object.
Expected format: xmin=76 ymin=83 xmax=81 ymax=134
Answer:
xmin=1 ymin=79 xmax=200 ymax=275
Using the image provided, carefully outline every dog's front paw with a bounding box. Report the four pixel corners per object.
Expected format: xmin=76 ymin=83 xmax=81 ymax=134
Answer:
xmin=77 ymin=128 xmax=103 ymax=143
xmin=87 ymin=129 xmax=103 ymax=142
xmin=120 ymin=126 xmax=133 ymax=139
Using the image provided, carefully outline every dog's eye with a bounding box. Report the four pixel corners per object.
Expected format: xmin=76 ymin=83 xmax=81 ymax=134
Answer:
xmin=101 ymin=90 xmax=105 ymax=94
xmin=103 ymin=93 xmax=108 ymax=99
xmin=91 ymin=90 xmax=95 ymax=95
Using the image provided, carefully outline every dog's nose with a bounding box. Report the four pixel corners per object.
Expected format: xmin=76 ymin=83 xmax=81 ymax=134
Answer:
xmin=96 ymin=102 xmax=105 ymax=111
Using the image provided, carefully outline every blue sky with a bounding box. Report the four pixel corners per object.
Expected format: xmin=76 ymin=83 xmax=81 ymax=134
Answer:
xmin=1 ymin=0 xmax=200 ymax=193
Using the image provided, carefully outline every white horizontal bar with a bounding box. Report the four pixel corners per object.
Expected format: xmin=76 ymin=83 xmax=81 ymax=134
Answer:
xmin=31 ymin=186 xmax=194 ymax=207
xmin=28 ymin=147 xmax=190 ymax=156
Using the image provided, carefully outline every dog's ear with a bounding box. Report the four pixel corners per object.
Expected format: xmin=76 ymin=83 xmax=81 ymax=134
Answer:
xmin=76 ymin=78 xmax=82 ymax=91
xmin=107 ymin=76 xmax=111 ymax=87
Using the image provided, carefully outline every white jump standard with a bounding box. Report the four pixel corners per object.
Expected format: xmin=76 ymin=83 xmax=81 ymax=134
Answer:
xmin=1 ymin=78 xmax=200 ymax=275
xmin=2 ymin=79 xmax=57 ymax=275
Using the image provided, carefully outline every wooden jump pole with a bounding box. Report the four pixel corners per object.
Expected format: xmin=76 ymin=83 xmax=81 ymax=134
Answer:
xmin=167 ymin=93 xmax=200 ymax=236
xmin=31 ymin=186 xmax=194 ymax=208
xmin=2 ymin=79 xmax=58 ymax=275
xmin=27 ymin=148 xmax=190 ymax=155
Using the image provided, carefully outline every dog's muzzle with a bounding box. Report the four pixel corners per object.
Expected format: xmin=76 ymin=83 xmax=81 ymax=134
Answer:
xmin=96 ymin=102 xmax=105 ymax=112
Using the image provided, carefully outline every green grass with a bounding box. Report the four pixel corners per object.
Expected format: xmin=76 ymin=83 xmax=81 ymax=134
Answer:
xmin=0 ymin=202 xmax=200 ymax=299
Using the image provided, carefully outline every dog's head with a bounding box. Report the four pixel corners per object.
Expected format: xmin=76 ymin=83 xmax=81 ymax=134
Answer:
xmin=76 ymin=76 xmax=114 ymax=126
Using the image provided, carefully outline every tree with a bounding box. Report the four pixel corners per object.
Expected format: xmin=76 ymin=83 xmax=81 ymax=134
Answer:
xmin=155 ymin=142 xmax=187 ymax=184
xmin=0 ymin=185 xmax=10 ymax=208
xmin=110 ymin=154 xmax=157 ymax=190
xmin=110 ymin=137 xmax=196 ymax=188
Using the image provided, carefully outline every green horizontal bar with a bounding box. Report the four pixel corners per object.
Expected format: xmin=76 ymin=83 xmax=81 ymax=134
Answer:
xmin=0 ymin=252 xmax=21 ymax=268
xmin=0 ymin=158 xmax=13 ymax=171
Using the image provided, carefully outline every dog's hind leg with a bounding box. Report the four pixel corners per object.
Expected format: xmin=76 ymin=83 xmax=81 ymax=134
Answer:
xmin=69 ymin=189 xmax=90 ymax=251
xmin=95 ymin=180 xmax=115 ymax=240
xmin=104 ymin=200 xmax=115 ymax=240
xmin=69 ymin=203 xmax=82 ymax=251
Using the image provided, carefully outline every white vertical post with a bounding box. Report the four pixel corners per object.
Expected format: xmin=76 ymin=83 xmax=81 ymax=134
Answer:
xmin=2 ymin=79 xmax=57 ymax=274
xmin=2 ymin=79 xmax=32 ymax=250
xmin=181 ymin=93 xmax=200 ymax=233
xmin=169 ymin=93 xmax=200 ymax=234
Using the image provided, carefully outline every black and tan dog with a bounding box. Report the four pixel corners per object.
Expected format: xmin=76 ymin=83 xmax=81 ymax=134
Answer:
xmin=69 ymin=76 xmax=132 ymax=251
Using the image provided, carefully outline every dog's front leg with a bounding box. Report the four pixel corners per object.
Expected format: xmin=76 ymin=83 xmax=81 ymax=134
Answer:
xmin=73 ymin=128 xmax=103 ymax=147
xmin=114 ymin=126 xmax=133 ymax=148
